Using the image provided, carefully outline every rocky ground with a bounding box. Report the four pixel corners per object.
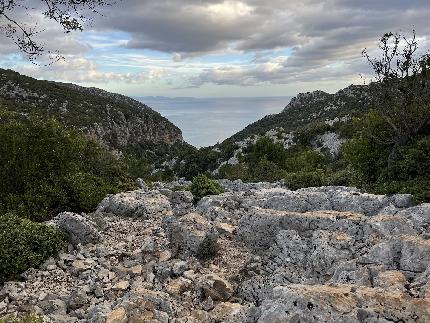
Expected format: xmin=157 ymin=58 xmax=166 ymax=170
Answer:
xmin=1 ymin=181 xmax=430 ymax=322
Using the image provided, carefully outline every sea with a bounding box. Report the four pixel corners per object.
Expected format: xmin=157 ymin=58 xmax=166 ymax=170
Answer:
xmin=136 ymin=96 xmax=292 ymax=147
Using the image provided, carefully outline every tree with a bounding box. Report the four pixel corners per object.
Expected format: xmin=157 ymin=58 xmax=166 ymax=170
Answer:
xmin=0 ymin=0 xmax=113 ymax=61
xmin=362 ymin=30 xmax=430 ymax=162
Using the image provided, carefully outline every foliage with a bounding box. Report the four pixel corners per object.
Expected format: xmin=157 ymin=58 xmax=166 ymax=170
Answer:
xmin=295 ymin=122 xmax=333 ymax=146
xmin=218 ymin=163 xmax=249 ymax=181
xmin=190 ymin=174 xmax=224 ymax=203
xmin=284 ymin=169 xmax=326 ymax=190
xmin=243 ymin=137 xmax=288 ymax=166
xmin=0 ymin=213 xmax=66 ymax=283
xmin=248 ymin=158 xmax=287 ymax=182
xmin=372 ymin=136 xmax=430 ymax=203
xmin=363 ymin=31 xmax=430 ymax=162
xmin=196 ymin=235 xmax=219 ymax=261
xmin=174 ymin=146 xmax=220 ymax=180
xmin=0 ymin=314 xmax=43 ymax=323
xmin=0 ymin=115 xmax=135 ymax=221
xmin=339 ymin=31 xmax=430 ymax=203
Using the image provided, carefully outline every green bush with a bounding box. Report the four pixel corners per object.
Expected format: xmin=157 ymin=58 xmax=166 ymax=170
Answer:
xmin=284 ymin=169 xmax=326 ymax=190
xmin=0 ymin=116 xmax=135 ymax=221
xmin=248 ymin=158 xmax=287 ymax=182
xmin=0 ymin=213 xmax=66 ymax=283
xmin=196 ymin=235 xmax=219 ymax=261
xmin=218 ymin=163 xmax=249 ymax=181
xmin=0 ymin=313 xmax=43 ymax=323
xmin=190 ymin=174 xmax=224 ymax=203
xmin=243 ymin=137 xmax=288 ymax=166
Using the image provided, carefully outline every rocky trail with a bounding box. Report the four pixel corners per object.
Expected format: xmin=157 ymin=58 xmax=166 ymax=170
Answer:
xmin=1 ymin=181 xmax=430 ymax=322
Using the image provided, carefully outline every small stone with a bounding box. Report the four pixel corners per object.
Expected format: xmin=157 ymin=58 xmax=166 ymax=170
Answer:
xmin=38 ymin=292 xmax=48 ymax=301
xmin=198 ymin=274 xmax=233 ymax=301
xmin=210 ymin=302 xmax=244 ymax=321
xmin=201 ymin=296 xmax=215 ymax=311
xmin=166 ymin=278 xmax=191 ymax=296
xmin=99 ymin=268 xmax=115 ymax=282
xmin=159 ymin=250 xmax=172 ymax=262
xmin=142 ymin=237 xmax=156 ymax=253
xmin=68 ymin=290 xmax=88 ymax=310
xmin=106 ymin=307 xmax=127 ymax=323
xmin=0 ymin=300 xmax=7 ymax=313
xmin=215 ymin=222 xmax=236 ymax=236
xmin=147 ymin=272 xmax=156 ymax=284
xmin=183 ymin=270 xmax=197 ymax=281
xmin=172 ymin=261 xmax=188 ymax=276
xmin=130 ymin=264 xmax=143 ymax=276
xmin=94 ymin=286 xmax=104 ymax=298
xmin=113 ymin=281 xmax=130 ymax=291
xmin=72 ymin=260 xmax=90 ymax=272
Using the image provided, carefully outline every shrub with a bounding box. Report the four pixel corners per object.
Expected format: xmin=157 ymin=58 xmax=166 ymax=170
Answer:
xmin=325 ymin=168 xmax=356 ymax=187
xmin=218 ymin=163 xmax=249 ymax=181
xmin=248 ymin=158 xmax=287 ymax=182
xmin=0 ymin=213 xmax=67 ymax=283
xmin=243 ymin=137 xmax=288 ymax=166
xmin=196 ymin=235 xmax=219 ymax=261
xmin=0 ymin=116 xmax=135 ymax=221
xmin=190 ymin=174 xmax=224 ymax=203
xmin=0 ymin=313 xmax=43 ymax=323
xmin=284 ymin=169 xmax=326 ymax=190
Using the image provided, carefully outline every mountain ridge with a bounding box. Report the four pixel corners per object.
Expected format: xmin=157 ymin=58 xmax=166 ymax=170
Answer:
xmin=0 ymin=69 xmax=184 ymax=151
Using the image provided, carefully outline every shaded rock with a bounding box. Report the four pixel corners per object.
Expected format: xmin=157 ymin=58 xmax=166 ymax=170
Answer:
xmin=170 ymin=190 xmax=194 ymax=216
xmin=97 ymin=190 xmax=171 ymax=218
xmin=198 ymin=274 xmax=233 ymax=301
xmin=163 ymin=213 xmax=218 ymax=254
xmin=50 ymin=212 xmax=101 ymax=246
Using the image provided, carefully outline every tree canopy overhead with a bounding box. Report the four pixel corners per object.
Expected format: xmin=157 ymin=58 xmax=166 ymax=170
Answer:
xmin=0 ymin=0 xmax=113 ymax=61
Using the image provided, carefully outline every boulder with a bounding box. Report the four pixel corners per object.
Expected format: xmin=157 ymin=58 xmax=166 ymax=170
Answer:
xmin=198 ymin=274 xmax=234 ymax=301
xmin=256 ymin=284 xmax=430 ymax=323
xmin=50 ymin=212 xmax=101 ymax=246
xmin=169 ymin=190 xmax=194 ymax=216
xmin=97 ymin=190 xmax=171 ymax=218
xmin=163 ymin=213 xmax=218 ymax=254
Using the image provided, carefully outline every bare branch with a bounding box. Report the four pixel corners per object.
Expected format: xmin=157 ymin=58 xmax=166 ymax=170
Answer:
xmin=0 ymin=0 xmax=115 ymax=62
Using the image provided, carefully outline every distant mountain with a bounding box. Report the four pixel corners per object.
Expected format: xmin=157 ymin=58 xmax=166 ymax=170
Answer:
xmin=0 ymin=69 xmax=184 ymax=151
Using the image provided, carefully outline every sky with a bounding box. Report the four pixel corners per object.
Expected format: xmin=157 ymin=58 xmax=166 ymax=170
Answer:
xmin=1 ymin=0 xmax=430 ymax=98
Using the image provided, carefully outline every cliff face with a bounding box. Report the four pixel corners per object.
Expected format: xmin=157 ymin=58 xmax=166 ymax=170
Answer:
xmin=0 ymin=69 xmax=183 ymax=150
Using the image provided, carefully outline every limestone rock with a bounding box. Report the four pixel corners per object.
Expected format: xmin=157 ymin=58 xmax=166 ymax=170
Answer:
xmin=50 ymin=212 xmax=101 ymax=246
xmin=198 ymin=274 xmax=233 ymax=301
xmin=97 ymin=190 xmax=171 ymax=218
xmin=106 ymin=307 xmax=127 ymax=323
xmin=170 ymin=190 xmax=194 ymax=216
xmin=163 ymin=212 xmax=218 ymax=254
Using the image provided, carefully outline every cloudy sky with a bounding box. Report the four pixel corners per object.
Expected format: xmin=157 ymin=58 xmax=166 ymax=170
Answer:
xmin=1 ymin=0 xmax=429 ymax=97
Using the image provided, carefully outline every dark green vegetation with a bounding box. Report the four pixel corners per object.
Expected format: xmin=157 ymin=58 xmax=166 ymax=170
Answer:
xmin=0 ymin=213 xmax=67 ymax=283
xmin=189 ymin=174 xmax=224 ymax=203
xmin=0 ymin=68 xmax=188 ymax=282
xmin=0 ymin=112 xmax=135 ymax=222
xmin=0 ymin=109 xmax=137 ymax=282
xmin=196 ymin=235 xmax=220 ymax=261
xmin=0 ymin=313 xmax=43 ymax=323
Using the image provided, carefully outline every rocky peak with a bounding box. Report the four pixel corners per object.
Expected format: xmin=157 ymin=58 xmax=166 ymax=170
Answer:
xmin=284 ymin=90 xmax=330 ymax=112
